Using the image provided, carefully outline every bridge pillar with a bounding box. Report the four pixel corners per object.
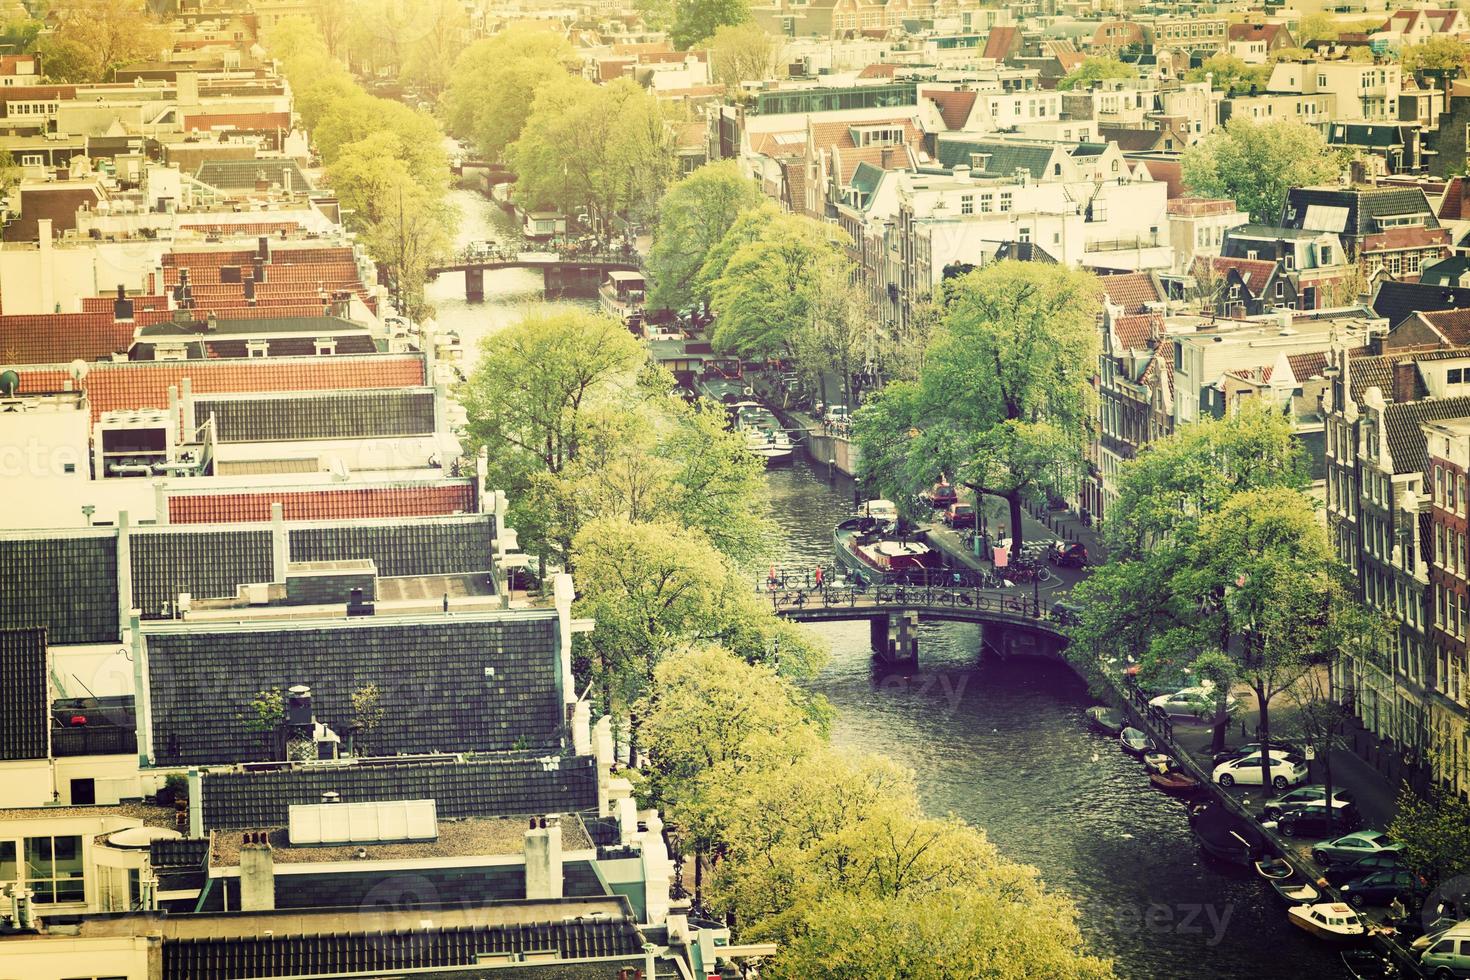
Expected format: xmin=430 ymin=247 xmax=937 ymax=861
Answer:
xmin=465 ymin=267 xmax=485 ymax=303
xmin=871 ymin=611 xmax=919 ymax=667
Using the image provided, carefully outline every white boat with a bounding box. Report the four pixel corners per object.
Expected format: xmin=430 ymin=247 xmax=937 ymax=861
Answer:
xmin=599 ymin=271 xmax=646 ymax=323
xmin=1287 ymin=903 xmax=1367 ymax=942
xmin=729 ymin=401 xmax=794 ymax=466
xmin=856 ymin=499 xmax=899 ymax=523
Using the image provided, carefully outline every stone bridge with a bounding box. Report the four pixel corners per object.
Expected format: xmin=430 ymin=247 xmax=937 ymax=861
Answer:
xmin=426 ymin=251 xmax=639 ymax=302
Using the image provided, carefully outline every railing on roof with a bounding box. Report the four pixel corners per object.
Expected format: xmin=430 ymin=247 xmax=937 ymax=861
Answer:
xmin=1085 ymin=234 xmax=1163 ymax=253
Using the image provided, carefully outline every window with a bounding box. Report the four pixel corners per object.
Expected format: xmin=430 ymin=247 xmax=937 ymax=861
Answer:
xmin=960 ymin=194 xmax=974 ymax=215
xmin=999 ymin=192 xmax=1012 ymax=213
xmin=25 ymin=836 xmax=84 ymax=903
xmin=1276 ymin=281 xmax=1285 ymax=298
xmin=979 ymin=194 xmax=993 ymax=213
xmin=19 ymin=153 xmax=41 ymax=167
xmin=246 ymin=340 xmax=268 ymax=358
xmin=314 ymin=338 xmax=337 ymax=356
xmin=1019 ymin=226 xmax=1031 ymax=243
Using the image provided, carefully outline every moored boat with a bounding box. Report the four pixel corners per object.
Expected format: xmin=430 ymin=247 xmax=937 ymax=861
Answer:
xmin=1148 ymin=769 xmax=1202 ymax=794
xmin=1189 ymin=801 xmax=1268 ymax=866
xmin=1287 ymin=902 xmax=1367 ymax=942
xmin=731 ymin=401 xmax=795 ymax=466
xmin=1120 ymin=727 xmax=1154 ymax=757
xmin=1271 ymin=873 xmax=1324 ymax=906
xmin=1254 ymin=858 xmax=1294 ymax=881
xmin=1085 ymin=706 xmax=1124 ymax=735
xmin=599 ymin=270 xmax=646 ymax=324
xmin=833 ymin=517 xmax=940 ymax=586
xmin=1142 ymin=750 xmax=1171 ymax=773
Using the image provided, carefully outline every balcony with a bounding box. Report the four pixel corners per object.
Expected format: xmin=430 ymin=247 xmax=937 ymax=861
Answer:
xmin=52 ymin=725 xmax=137 ymax=757
xmin=1085 ymin=234 xmax=1162 ymax=252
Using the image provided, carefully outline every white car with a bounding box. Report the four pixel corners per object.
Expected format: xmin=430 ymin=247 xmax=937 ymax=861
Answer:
xmin=1149 ymin=685 xmax=1238 ymax=720
xmin=823 ymin=404 xmax=850 ymax=425
xmin=1212 ymin=751 xmax=1308 ymax=791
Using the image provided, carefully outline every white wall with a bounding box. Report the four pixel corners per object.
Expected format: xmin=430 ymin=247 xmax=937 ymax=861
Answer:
xmin=0 ymin=935 xmax=152 ymax=980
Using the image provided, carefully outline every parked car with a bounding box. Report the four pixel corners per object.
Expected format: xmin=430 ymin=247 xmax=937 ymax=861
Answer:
xmin=1263 ymin=785 xmax=1355 ymax=821
xmin=1151 ymin=686 xmax=1238 ymax=721
xmin=1212 ymin=751 xmax=1309 ymax=790
xmin=1276 ymin=801 xmax=1363 ymax=837
xmin=1339 ymin=869 xmax=1425 ymax=909
xmin=1323 ymin=851 xmax=1406 ymax=888
xmin=921 ymin=481 xmax=958 ymax=509
xmin=1049 ymin=541 xmax=1088 ymax=567
xmin=823 ymin=404 xmax=850 ymax=425
xmin=1311 ymin=831 xmax=1403 ymax=867
xmin=1420 ymin=931 xmax=1470 ymax=979
xmin=1214 ymin=741 xmax=1307 ymax=769
xmin=944 ymin=503 xmax=976 ymax=529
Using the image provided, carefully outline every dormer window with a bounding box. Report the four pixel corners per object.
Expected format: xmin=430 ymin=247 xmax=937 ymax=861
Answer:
xmin=315 ymin=338 xmax=337 ymax=356
xmin=854 ymin=126 xmax=904 ymax=147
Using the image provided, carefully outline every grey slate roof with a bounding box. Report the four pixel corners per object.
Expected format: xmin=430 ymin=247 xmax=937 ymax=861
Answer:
xmin=150 ymin=836 xmax=210 ymax=868
xmin=139 ymin=316 xmax=365 ymax=338
xmin=1383 ymin=396 xmax=1470 ymax=475
xmin=193 ymin=158 xmax=312 ymax=192
xmin=1281 ymin=186 xmax=1439 ymax=235
xmin=934 ymin=137 xmax=1056 ymax=177
xmin=131 ymin=528 xmax=274 ymax=616
xmin=287 ymin=519 xmax=493 ymax=578
xmin=0 ymin=535 xmax=119 ymax=644
xmin=1371 ymin=280 xmax=1470 ymax=329
xmin=147 ymin=615 xmax=563 ymax=765
xmin=162 ymin=915 xmax=643 ymax=980
xmin=200 ymin=756 xmax=598 ymax=829
xmin=1419 ymin=255 xmax=1470 ymax=287
xmin=196 ymin=389 xmax=437 ymax=443
xmin=0 ymin=628 xmax=48 ymax=761
xmin=271 ymin=858 xmax=608 ymax=911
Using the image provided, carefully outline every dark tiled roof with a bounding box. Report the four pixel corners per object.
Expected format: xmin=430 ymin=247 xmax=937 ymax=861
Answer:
xmin=131 ymin=529 xmax=274 ymax=617
xmin=934 ymin=137 xmax=1056 ymax=178
xmin=0 ymin=628 xmax=47 ymax=760
xmin=150 ymin=837 xmax=210 ymax=868
xmin=147 ymin=616 xmax=563 ymax=765
xmin=163 ymin=915 xmax=643 ymax=980
xmin=1282 ymin=186 xmax=1439 ymax=235
xmin=272 ymin=858 xmax=607 ymax=911
xmin=0 ymin=535 xmax=119 ymax=644
xmin=138 ymin=315 xmax=365 ymax=338
xmin=201 ymin=756 xmax=598 ymax=829
xmin=1420 ymin=255 xmax=1470 ymax=286
xmin=287 ymin=519 xmax=494 ymax=578
xmin=193 ymin=158 xmax=312 ymax=192
xmin=1384 ymin=396 xmax=1470 ymax=475
xmin=195 ymin=389 xmax=436 ymax=443
xmin=1371 ymin=280 xmax=1470 ymax=329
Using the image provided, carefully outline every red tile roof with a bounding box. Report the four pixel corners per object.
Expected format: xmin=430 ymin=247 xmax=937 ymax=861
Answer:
xmin=179 ymin=220 xmax=302 ymax=235
xmin=1099 ymin=272 xmax=1163 ymax=314
xmin=168 ymin=483 xmax=476 ymax=524
xmin=921 ymin=88 xmax=977 ymax=130
xmin=1418 ymin=308 xmax=1470 ymax=346
xmin=983 ymin=26 xmax=1019 ymax=61
xmin=1362 ymin=226 xmax=1451 ymax=251
xmin=858 ymin=63 xmax=899 ymax=79
xmin=1286 ymin=351 xmax=1328 ymax=381
xmin=1113 ymin=312 xmax=1163 ymax=350
xmin=1201 ymin=256 xmax=1277 ymax=294
xmin=1229 ymin=23 xmax=1289 ymax=43
xmin=0 ymin=312 xmax=134 ymax=364
xmin=181 ymin=112 xmax=291 ymax=132
xmin=13 ymin=354 xmax=426 ymax=421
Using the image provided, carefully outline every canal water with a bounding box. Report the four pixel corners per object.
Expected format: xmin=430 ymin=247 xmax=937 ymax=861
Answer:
xmin=440 ymin=184 xmax=1342 ymax=979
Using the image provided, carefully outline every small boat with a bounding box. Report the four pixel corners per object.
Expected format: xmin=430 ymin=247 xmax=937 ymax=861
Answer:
xmin=1271 ymin=872 xmax=1323 ymax=906
xmin=1190 ymin=801 xmax=1268 ymax=866
xmin=1142 ymin=750 xmax=1171 ymax=773
xmin=1341 ymin=949 xmax=1407 ymax=979
xmin=1119 ymin=727 xmax=1154 ymax=757
xmin=1254 ymin=857 xmax=1294 ymax=881
xmin=1085 ymin=706 xmax=1124 ymax=735
xmin=1149 ymin=769 xmax=1202 ymax=794
xmin=599 ymin=270 xmax=646 ymax=324
xmin=1287 ymin=902 xmax=1367 ymax=942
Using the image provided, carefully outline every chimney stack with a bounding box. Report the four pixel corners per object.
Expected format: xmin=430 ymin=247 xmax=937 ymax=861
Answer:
xmin=113 ymin=283 xmax=133 ymax=322
xmin=524 ymin=817 xmax=563 ymax=900
xmin=1392 ymin=359 xmax=1417 ymax=403
xmin=240 ymin=832 xmax=275 ymax=911
xmin=270 ymin=501 xmax=287 ymax=582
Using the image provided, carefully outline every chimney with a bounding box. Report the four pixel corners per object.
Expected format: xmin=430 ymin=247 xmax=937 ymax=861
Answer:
xmin=116 ymin=511 xmax=133 ymax=631
xmin=205 ymin=311 xmax=217 ymax=333
xmin=243 ymin=274 xmax=257 ymax=305
xmin=181 ymin=376 xmax=195 ymax=434
xmin=113 ymin=283 xmax=133 ymax=322
xmin=285 ymin=684 xmax=312 ymax=727
xmin=239 ymin=832 xmax=275 ymax=911
xmin=1392 ymin=359 xmax=1417 ymax=403
xmin=952 ymin=163 xmax=971 ymax=181
xmin=270 ymin=501 xmax=287 ymax=582
xmin=257 ymin=236 xmax=270 ymax=262
xmin=187 ymin=769 xmax=203 ymax=837
xmin=253 ymin=256 xmax=265 ymax=283
xmin=524 ymin=817 xmax=563 ymax=900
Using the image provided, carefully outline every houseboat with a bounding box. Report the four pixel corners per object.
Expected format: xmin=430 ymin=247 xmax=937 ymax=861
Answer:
xmin=834 ymin=516 xmax=940 ymax=585
xmin=600 ymin=271 xmax=646 ymax=324
xmin=731 ymin=401 xmax=794 ymax=466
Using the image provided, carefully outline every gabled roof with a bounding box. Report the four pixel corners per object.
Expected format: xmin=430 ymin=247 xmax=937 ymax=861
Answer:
xmin=167 ymin=483 xmax=477 ymax=524
xmin=1113 ymin=312 xmax=1162 ymax=351
xmin=920 ymin=88 xmax=977 ymax=130
xmin=1420 ymin=255 xmax=1470 ymax=287
xmin=1229 ymin=23 xmax=1290 ymax=43
xmin=1286 ymin=351 xmax=1329 ymax=381
xmin=1208 ymin=256 xmax=1278 ymax=295
xmin=193 ymin=158 xmax=312 ymax=192
xmin=0 ymin=628 xmax=47 ymax=761
xmin=1371 ymin=280 xmax=1470 ymax=329
xmin=0 ymin=312 xmax=136 ymax=365
xmin=200 ymin=756 xmax=600 ymax=829
xmin=858 ymin=63 xmax=899 ymax=79
xmin=983 ymin=26 xmax=1020 ymax=61
xmin=147 ymin=613 xmax=561 ymax=766
xmin=934 ymin=137 xmax=1056 ymax=178
xmin=1361 ymin=226 xmax=1450 ymax=252
xmin=1411 ymin=307 xmax=1470 ymax=346
xmin=1099 ymin=271 xmax=1163 ymax=314
xmin=1384 ymin=396 xmax=1470 ymax=475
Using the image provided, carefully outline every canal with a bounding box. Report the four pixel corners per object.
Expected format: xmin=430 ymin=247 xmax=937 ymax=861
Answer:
xmin=435 ymin=183 xmax=1342 ymax=979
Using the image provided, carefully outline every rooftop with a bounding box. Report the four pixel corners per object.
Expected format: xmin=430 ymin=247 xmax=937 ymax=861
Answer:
xmin=211 ymin=814 xmax=596 ymax=865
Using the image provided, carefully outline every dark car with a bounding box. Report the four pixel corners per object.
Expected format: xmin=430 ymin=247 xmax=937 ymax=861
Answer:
xmin=1213 ymin=741 xmax=1306 ymax=769
xmin=1339 ymin=869 xmax=1424 ymax=909
xmin=1323 ymin=851 xmax=1406 ymax=888
xmin=945 ymin=503 xmax=976 ymax=529
xmin=1050 ymin=541 xmax=1088 ymax=567
xmin=1276 ymin=801 xmax=1363 ymax=838
xmin=1263 ymin=785 xmax=1355 ymax=821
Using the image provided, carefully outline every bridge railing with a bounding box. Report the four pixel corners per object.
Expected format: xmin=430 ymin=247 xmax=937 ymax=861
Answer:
xmin=767 ymin=584 xmax=1077 ymax=630
xmin=452 ymin=247 xmax=639 ymax=267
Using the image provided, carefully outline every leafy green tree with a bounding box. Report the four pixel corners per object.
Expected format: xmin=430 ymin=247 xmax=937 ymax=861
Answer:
xmin=769 ymin=889 xmax=1115 ymax=980
xmin=241 ymin=688 xmax=284 ymax=760
xmin=1400 ymin=35 xmax=1470 ymax=78
xmin=1186 ymin=53 xmax=1270 ymax=95
xmin=350 ymin=683 xmax=384 ymax=755
xmin=1390 ymin=783 xmax=1470 ymax=887
xmin=399 ymin=0 xmax=471 ymax=98
xmin=1182 ymin=117 xmax=1345 ymax=223
xmin=647 ymin=161 xmax=763 ymax=312
xmin=45 ymin=0 xmax=165 ymax=81
xmin=360 ymin=171 xmax=453 ymax=322
xmin=35 ymin=36 xmax=96 ymax=81
xmin=706 ymin=210 xmax=849 ymax=360
xmin=1058 ymin=55 xmax=1138 ymax=91
xmin=1297 ymin=12 xmax=1339 ymax=43
xmin=797 ymin=260 xmax=873 ymax=410
xmin=706 ymin=21 xmax=781 ymax=94
xmin=441 ymin=26 xmax=575 ymax=161
xmin=671 ymin=0 xmax=749 ymax=51
xmin=854 ymin=262 xmax=1101 ymax=558
xmin=0 ymin=15 xmax=41 ymax=52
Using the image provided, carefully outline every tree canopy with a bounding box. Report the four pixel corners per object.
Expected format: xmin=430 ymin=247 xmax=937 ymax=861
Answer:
xmin=440 ymin=26 xmax=577 ymax=161
xmin=671 ymin=0 xmax=749 ymax=51
xmin=854 ymin=262 xmax=1102 ymax=556
xmin=647 ymin=162 xmax=763 ymax=312
xmin=1058 ymin=56 xmax=1138 ymax=91
xmin=1400 ymin=35 xmax=1470 ymax=79
xmin=1185 ymin=53 xmax=1270 ymax=95
xmin=706 ymin=22 xmax=781 ymax=94
xmin=1181 ymin=117 xmax=1345 ymax=223
xmin=41 ymin=0 xmax=166 ymax=81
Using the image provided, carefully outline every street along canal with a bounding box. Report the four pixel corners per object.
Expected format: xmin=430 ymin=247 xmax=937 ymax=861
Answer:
xmin=766 ymin=456 xmax=1341 ymax=979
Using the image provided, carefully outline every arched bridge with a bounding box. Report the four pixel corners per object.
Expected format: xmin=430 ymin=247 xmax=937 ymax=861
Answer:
xmin=426 ymin=250 xmax=640 ymax=302
xmin=765 ymin=583 xmax=1076 ymax=667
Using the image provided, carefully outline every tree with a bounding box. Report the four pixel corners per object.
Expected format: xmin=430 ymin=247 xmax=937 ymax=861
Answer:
xmin=1318 ymin=263 xmax=1372 ymax=309
xmin=671 ymin=0 xmax=749 ymax=51
xmin=647 ymin=162 xmax=763 ymax=312
xmin=797 ymin=260 xmax=874 ymax=411
xmin=1390 ymin=784 xmax=1470 ymax=888
xmin=361 ymin=174 xmax=454 ymax=321
xmin=1269 ymin=47 xmax=1315 ymax=64
xmin=350 ymin=683 xmax=384 ymax=755
xmin=1182 ymin=117 xmax=1345 ymax=223
xmin=1058 ymin=55 xmax=1138 ymax=91
xmin=1400 ymin=35 xmax=1470 ymax=79
xmin=45 ymin=0 xmax=165 ymax=81
xmin=399 ymin=0 xmax=471 ymax=99
xmin=706 ymin=22 xmax=780 ymax=94
xmin=1185 ymin=53 xmax=1271 ymax=95
xmin=1297 ymin=12 xmax=1339 ymax=44
xmin=35 ymin=36 xmax=98 ymax=82
xmin=769 ymin=889 xmax=1115 ymax=980
xmin=440 ymin=26 xmax=575 ymax=161
xmin=241 ymin=688 xmax=283 ymax=760
xmin=854 ymin=262 xmax=1102 ymax=558
xmin=706 ymin=210 xmax=849 ymax=360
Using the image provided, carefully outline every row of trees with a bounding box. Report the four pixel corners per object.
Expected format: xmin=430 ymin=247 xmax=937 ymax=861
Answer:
xmin=636 ymin=645 xmax=1115 ymax=978
xmin=266 ymin=15 xmax=454 ymax=321
xmin=308 ymin=0 xmax=472 ymax=99
xmin=1 ymin=0 xmax=167 ymax=82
